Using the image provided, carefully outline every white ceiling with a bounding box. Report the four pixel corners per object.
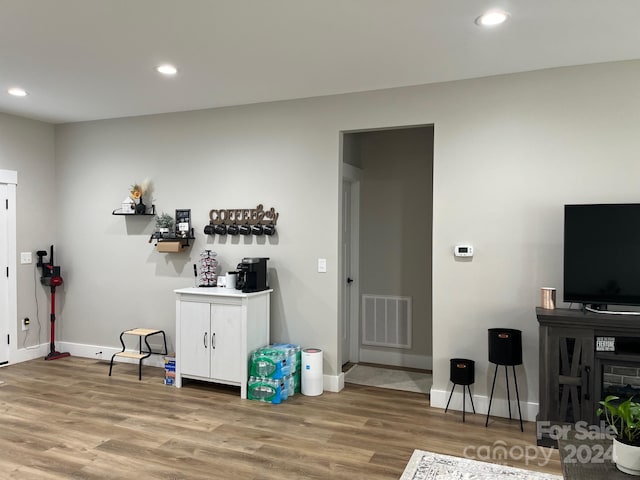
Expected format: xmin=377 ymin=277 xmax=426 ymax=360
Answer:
xmin=2 ymin=0 xmax=640 ymax=124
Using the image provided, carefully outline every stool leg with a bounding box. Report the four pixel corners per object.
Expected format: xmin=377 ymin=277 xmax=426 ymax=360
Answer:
xmin=462 ymin=387 xmax=466 ymax=422
xmin=485 ymin=363 xmax=499 ymax=427
xmin=445 ymin=383 xmax=456 ymax=413
xmin=505 ymin=365 xmax=512 ymax=420
xmin=161 ymin=331 xmax=168 ymax=355
xmin=513 ymin=365 xmax=524 ymax=432
xmin=108 ymin=355 xmax=115 ymax=376
xmin=467 ymin=385 xmax=476 ymax=413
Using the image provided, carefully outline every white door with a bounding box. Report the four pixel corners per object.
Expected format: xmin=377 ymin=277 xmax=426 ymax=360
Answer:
xmin=341 ymin=180 xmax=353 ymax=364
xmin=341 ymin=165 xmax=361 ymax=366
xmin=210 ymin=303 xmax=241 ymax=383
xmin=0 ymin=184 xmax=8 ymax=365
xmin=179 ymin=301 xmax=210 ymax=377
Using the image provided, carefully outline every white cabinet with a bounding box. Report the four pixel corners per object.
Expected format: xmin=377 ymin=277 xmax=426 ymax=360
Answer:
xmin=175 ymin=287 xmax=271 ymax=398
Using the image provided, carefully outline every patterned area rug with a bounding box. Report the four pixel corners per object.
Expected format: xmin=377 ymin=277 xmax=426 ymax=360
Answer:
xmin=400 ymin=450 xmax=562 ymax=480
xmin=345 ymin=365 xmax=431 ymax=394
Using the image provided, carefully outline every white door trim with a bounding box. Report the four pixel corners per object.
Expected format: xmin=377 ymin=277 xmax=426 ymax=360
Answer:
xmin=342 ymin=163 xmax=362 ymax=365
xmin=0 ymin=169 xmax=17 ymax=366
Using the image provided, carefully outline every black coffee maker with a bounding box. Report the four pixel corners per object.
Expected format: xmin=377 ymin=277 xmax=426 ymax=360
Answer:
xmin=236 ymin=257 xmax=269 ymax=293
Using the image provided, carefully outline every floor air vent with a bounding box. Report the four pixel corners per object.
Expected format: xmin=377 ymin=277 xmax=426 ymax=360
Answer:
xmin=361 ymin=294 xmax=411 ymax=349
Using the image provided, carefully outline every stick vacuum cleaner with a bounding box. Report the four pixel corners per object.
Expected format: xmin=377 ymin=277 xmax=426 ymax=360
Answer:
xmin=36 ymin=245 xmax=70 ymax=361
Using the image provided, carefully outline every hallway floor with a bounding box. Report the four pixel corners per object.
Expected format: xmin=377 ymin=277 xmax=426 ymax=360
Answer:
xmin=344 ymin=363 xmax=432 ymax=395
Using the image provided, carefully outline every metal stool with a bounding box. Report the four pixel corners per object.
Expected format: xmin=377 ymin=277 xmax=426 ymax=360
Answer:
xmin=485 ymin=328 xmax=523 ymax=432
xmin=108 ymin=328 xmax=168 ymax=380
xmin=445 ymin=358 xmax=476 ymax=422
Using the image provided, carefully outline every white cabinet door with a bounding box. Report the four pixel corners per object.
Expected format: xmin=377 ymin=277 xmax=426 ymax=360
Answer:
xmin=179 ymin=301 xmax=211 ymax=378
xmin=210 ymin=303 xmax=242 ymax=383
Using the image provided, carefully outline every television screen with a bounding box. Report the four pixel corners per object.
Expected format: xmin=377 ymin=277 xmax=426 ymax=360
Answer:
xmin=564 ymin=203 xmax=640 ymax=307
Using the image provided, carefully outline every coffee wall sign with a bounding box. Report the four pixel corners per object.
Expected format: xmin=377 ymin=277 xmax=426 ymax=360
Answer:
xmin=205 ymin=204 xmax=278 ymax=236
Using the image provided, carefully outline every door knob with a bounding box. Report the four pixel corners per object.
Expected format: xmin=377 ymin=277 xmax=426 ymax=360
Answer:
xmin=347 ymin=277 xmax=354 ymax=284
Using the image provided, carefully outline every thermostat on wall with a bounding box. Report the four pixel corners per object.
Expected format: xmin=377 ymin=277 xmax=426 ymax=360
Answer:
xmin=454 ymin=245 xmax=474 ymax=257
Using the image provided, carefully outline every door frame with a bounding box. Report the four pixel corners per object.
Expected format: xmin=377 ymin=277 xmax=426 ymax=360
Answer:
xmin=340 ymin=162 xmax=361 ymax=366
xmin=0 ymin=169 xmax=17 ymax=366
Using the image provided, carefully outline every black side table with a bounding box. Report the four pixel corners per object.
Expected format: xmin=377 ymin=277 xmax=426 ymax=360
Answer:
xmin=485 ymin=328 xmax=524 ymax=432
xmin=445 ymin=358 xmax=475 ymax=422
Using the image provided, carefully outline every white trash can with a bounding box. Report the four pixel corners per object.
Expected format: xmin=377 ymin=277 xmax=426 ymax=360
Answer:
xmin=301 ymin=348 xmax=323 ymax=396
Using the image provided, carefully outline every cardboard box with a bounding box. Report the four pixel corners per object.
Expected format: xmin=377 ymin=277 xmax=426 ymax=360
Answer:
xmin=156 ymin=241 xmax=181 ymax=253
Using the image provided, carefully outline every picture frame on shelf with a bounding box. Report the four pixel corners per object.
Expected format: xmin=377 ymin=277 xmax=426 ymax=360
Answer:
xmin=175 ymin=209 xmax=191 ymax=237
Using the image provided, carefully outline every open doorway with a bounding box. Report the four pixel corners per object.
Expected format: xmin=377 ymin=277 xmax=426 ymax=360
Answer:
xmin=340 ymin=126 xmax=434 ymax=385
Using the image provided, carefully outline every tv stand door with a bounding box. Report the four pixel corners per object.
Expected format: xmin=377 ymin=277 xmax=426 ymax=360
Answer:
xmin=542 ymin=326 xmax=595 ymax=425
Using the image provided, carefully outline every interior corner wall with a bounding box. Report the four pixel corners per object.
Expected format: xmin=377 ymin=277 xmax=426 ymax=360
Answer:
xmin=0 ymin=113 xmax=56 ymax=352
xmin=46 ymin=59 xmax=640 ymax=407
xmin=355 ymin=127 xmax=433 ymax=368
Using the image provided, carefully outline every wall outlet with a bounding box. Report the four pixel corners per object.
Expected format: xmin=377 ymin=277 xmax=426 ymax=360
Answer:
xmin=22 ymin=317 xmax=30 ymax=331
xmin=317 ymin=258 xmax=327 ymax=273
xmin=20 ymin=252 xmax=32 ymax=264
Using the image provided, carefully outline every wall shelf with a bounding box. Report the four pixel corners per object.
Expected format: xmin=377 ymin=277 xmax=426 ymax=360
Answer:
xmin=150 ymin=229 xmax=195 ymax=252
xmin=112 ymin=205 xmax=156 ymax=216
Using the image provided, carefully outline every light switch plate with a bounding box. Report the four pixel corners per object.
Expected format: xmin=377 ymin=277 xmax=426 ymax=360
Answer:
xmin=317 ymin=258 xmax=327 ymax=273
xmin=20 ymin=252 xmax=32 ymax=264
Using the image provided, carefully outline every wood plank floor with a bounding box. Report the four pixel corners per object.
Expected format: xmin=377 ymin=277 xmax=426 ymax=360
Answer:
xmin=0 ymin=357 xmax=561 ymax=479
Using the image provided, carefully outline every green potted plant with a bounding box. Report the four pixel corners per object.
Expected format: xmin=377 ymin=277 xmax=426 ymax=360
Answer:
xmin=155 ymin=212 xmax=174 ymax=234
xmin=597 ymin=395 xmax=640 ymax=475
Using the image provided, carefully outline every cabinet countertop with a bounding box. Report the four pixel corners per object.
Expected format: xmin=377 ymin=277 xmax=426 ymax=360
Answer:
xmin=174 ymin=287 xmax=273 ymax=298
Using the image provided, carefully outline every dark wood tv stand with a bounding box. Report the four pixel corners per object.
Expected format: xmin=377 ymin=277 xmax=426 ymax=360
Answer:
xmin=536 ymin=307 xmax=640 ymax=447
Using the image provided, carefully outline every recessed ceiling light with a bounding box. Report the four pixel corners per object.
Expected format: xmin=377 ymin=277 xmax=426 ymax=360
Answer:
xmin=156 ymin=64 xmax=178 ymax=75
xmin=8 ymin=87 xmax=28 ymax=97
xmin=475 ymin=10 xmax=510 ymax=27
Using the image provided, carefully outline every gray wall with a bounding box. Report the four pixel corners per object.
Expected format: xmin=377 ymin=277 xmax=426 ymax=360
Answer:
xmin=351 ymin=127 xmax=433 ymax=366
xmin=54 ymin=102 xmax=342 ymax=371
xmin=6 ymin=59 xmax=640 ymax=412
xmin=0 ymin=113 xmax=56 ymax=348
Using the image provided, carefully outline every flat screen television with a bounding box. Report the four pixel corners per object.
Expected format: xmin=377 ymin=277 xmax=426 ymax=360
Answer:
xmin=564 ymin=203 xmax=640 ymax=308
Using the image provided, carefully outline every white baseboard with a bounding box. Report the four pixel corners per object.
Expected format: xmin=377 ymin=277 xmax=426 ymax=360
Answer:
xmin=11 ymin=343 xmax=49 ymax=363
xmin=57 ymin=341 xmax=169 ymax=368
xmin=359 ymin=348 xmax=432 ymax=370
xmin=12 ymin=342 xmax=167 ymax=368
xmin=324 ymin=372 xmax=344 ymax=392
xmin=12 ymin=342 xmax=345 ymax=393
xmin=430 ymin=387 xmax=539 ymax=423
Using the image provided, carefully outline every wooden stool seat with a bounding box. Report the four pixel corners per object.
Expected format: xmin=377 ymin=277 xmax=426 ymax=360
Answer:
xmin=114 ymin=352 xmax=147 ymax=360
xmin=109 ymin=328 xmax=168 ymax=380
xmin=123 ymin=328 xmax=162 ymax=336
